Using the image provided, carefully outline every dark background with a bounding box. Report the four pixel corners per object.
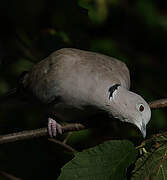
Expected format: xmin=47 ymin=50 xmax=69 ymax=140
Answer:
xmin=0 ymin=0 xmax=167 ymax=179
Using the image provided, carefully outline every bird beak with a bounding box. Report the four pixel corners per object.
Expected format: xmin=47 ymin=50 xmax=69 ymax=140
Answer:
xmin=140 ymin=122 xmax=146 ymax=138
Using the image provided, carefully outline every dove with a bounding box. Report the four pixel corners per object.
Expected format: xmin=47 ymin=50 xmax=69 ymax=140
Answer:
xmin=20 ymin=48 xmax=151 ymax=138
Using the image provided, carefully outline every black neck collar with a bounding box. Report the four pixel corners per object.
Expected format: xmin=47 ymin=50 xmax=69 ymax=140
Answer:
xmin=108 ymin=84 xmax=120 ymax=99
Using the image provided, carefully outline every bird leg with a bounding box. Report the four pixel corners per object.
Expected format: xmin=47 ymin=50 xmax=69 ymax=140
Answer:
xmin=48 ymin=117 xmax=62 ymax=137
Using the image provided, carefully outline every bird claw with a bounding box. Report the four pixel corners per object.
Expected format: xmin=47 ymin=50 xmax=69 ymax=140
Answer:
xmin=48 ymin=118 xmax=62 ymax=137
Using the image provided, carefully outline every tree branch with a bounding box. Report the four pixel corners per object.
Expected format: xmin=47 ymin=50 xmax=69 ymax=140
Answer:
xmin=149 ymin=98 xmax=167 ymax=109
xmin=0 ymin=98 xmax=167 ymax=145
xmin=0 ymin=123 xmax=85 ymax=144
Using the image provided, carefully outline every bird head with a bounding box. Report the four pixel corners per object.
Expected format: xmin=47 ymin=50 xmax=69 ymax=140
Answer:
xmin=107 ymin=84 xmax=151 ymax=138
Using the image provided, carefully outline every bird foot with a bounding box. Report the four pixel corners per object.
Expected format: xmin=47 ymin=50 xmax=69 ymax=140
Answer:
xmin=48 ymin=118 xmax=62 ymax=137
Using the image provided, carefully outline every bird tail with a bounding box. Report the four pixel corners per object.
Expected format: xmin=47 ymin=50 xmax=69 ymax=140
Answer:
xmin=0 ymin=71 xmax=29 ymax=105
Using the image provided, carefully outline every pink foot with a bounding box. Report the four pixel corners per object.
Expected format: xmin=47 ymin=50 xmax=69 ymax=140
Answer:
xmin=48 ymin=118 xmax=62 ymax=137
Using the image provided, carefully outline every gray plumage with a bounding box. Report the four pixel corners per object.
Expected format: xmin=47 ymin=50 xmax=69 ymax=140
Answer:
xmin=22 ymin=48 xmax=151 ymax=137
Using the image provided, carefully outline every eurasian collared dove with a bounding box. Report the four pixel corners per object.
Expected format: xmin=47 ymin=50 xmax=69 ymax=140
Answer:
xmin=21 ymin=48 xmax=151 ymax=138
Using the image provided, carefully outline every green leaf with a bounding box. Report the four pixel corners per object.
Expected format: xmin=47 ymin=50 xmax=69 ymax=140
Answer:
xmin=132 ymin=136 xmax=167 ymax=180
xmin=58 ymin=140 xmax=136 ymax=180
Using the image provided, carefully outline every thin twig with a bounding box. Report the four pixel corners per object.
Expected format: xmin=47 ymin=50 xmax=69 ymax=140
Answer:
xmin=153 ymin=153 xmax=167 ymax=174
xmin=48 ymin=138 xmax=76 ymax=153
xmin=0 ymin=171 xmax=22 ymax=180
xmin=0 ymin=123 xmax=85 ymax=144
xmin=63 ymin=132 xmax=73 ymax=144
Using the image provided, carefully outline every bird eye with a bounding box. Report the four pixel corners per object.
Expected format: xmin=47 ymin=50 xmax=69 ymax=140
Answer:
xmin=139 ymin=104 xmax=144 ymax=112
